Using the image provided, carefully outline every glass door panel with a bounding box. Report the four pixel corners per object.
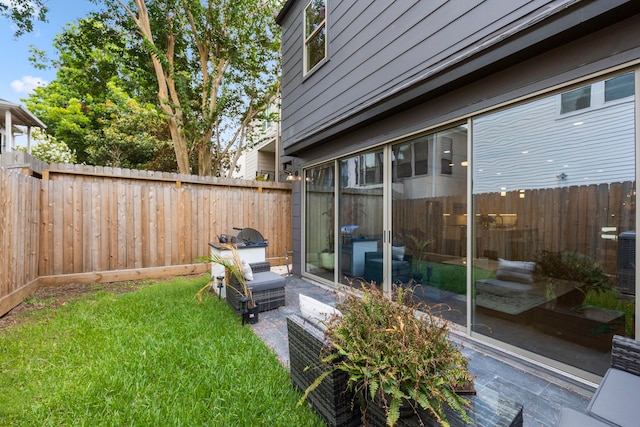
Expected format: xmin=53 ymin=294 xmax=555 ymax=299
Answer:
xmin=338 ymin=150 xmax=384 ymax=288
xmin=304 ymin=163 xmax=336 ymax=282
xmin=391 ymin=126 xmax=468 ymax=326
xmin=471 ymin=71 xmax=636 ymax=377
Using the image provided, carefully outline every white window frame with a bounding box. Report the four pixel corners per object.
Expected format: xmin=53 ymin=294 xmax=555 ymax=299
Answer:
xmin=558 ymin=73 xmax=635 ymax=117
xmin=303 ymin=0 xmax=327 ymax=75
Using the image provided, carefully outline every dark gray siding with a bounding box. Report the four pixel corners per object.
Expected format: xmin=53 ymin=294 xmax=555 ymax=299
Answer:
xmin=278 ymin=0 xmax=637 ymax=156
xmin=290 ymin=13 xmax=640 ymax=168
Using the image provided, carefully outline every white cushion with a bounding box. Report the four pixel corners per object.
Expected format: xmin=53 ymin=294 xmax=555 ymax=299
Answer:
xmin=241 ymin=260 xmax=254 ymax=281
xmin=299 ymin=294 xmax=340 ymax=330
xmin=496 ymin=258 xmax=535 ymax=284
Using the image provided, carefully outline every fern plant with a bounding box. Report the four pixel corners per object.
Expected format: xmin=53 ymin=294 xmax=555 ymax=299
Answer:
xmin=301 ymin=283 xmax=473 ymax=426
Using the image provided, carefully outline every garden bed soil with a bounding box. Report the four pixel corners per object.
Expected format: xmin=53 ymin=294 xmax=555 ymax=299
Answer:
xmin=0 ymin=281 xmax=157 ymax=331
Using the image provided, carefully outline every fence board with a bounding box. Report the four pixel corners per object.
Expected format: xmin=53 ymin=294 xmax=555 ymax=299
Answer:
xmin=33 ymin=167 xmax=292 ymax=277
xmin=0 ymin=170 xmax=40 ymax=314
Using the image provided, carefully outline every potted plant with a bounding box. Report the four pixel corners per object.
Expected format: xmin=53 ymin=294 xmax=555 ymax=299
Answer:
xmin=197 ymin=244 xmax=258 ymax=323
xmin=534 ymin=250 xmax=612 ymax=307
xmin=320 ymin=232 xmax=335 ymax=269
xmin=533 ymin=251 xmax=624 ymax=350
xmin=300 ymin=283 xmax=474 ymax=427
xmin=406 ymin=235 xmax=435 ymax=282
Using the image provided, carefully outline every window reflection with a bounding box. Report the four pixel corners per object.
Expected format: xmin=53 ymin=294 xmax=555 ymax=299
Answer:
xmin=390 ymin=126 xmax=468 ymax=325
xmin=305 ymin=163 xmax=335 ymax=281
xmin=339 ymin=151 xmax=384 ymax=288
xmin=472 ymin=72 xmax=635 ymax=376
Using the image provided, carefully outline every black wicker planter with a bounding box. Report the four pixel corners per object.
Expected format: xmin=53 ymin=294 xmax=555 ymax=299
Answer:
xmin=287 ymin=313 xmax=523 ymax=427
xmin=287 ymin=314 xmax=361 ymax=427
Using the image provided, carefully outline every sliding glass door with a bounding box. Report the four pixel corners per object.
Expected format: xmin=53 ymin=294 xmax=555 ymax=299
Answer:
xmin=338 ymin=150 xmax=384 ymax=288
xmin=471 ymin=71 xmax=636 ymax=376
xmin=304 ymin=163 xmax=336 ymax=282
xmin=390 ymin=126 xmax=469 ymax=325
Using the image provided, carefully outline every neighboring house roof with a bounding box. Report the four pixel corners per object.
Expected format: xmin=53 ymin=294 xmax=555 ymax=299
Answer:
xmin=0 ymin=98 xmax=46 ymax=129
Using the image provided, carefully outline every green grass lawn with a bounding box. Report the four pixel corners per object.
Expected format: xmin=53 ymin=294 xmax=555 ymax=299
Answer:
xmin=414 ymin=262 xmax=495 ymax=294
xmin=0 ymin=276 xmax=324 ymax=427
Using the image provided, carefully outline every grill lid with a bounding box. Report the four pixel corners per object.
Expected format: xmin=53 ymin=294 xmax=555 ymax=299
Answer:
xmin=235 ymin=227 xmax=267 ymax=247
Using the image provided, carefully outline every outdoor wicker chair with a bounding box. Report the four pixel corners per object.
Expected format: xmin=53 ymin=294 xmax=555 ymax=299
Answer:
xmin=556 ymin=335 xmax=640 ymax=427
xmin=227 ymin=261 xmax=286 ymax=314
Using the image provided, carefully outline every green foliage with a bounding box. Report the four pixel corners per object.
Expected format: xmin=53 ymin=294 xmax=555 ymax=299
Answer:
xmin=302 ymin=284 xmax=473 ymax=427
xmin=0 ymin=0 xmax=48 ymax=37
xmin=25 ymin=84 xmax=93 ymax=159
xmin=25 ymin=15 xmax=165 ymax=167
xmin=22 ymin=2 xmax=281 ymax=176
xmin=84 ymin=82 xmax=174 ymax=170
xmin=0 ymin=277 xmax=323 ymax=426
xmin=104 ymin=0 xmax=283 ymax=175
xmin=584 ymin=288 xmax=636 ymax=336
xmin=197 ymin=244 xmax=254 ymax=307
xmin=534 ymin=251 xmax=611 ymax=293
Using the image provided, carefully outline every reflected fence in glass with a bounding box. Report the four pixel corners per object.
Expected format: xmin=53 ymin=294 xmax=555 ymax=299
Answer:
xmin=471 ymin=71 xmax=636 ymax=376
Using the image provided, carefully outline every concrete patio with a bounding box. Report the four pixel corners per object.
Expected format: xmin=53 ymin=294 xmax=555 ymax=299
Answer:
xmin=251 ymin=272 xmax=596 ymax=427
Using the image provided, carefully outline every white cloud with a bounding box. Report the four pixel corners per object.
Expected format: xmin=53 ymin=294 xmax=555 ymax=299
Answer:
xmin=10 ymin=75 xmax=47 ymax=93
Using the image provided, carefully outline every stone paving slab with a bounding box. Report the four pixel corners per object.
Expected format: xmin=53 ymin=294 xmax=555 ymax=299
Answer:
xmin=251 ymin=274 xmax=594 ymax=427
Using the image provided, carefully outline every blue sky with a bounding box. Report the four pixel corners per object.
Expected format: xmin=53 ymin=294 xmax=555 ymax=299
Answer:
xmin=0 ymin=0 xmax=99 ymax=103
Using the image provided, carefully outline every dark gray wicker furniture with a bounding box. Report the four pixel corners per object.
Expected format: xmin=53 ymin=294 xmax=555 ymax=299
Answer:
xmin=287 ymin=314 xmax=361 ymax=427
xmin=287 ymin=313 xmax=523 ymax=427
xmin=556 ymin=335 xmax=640 ymax=427
xmin=227 ymin=261 xmax=286 ymax=314
xmin=363 ymin=251 xmax=413 ymax=285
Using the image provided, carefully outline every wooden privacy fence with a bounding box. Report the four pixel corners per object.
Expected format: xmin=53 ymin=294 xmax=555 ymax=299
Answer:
xmin=0 ymin=164 xmax=292 ymax=317
xmin=0 ymin=169 xmax=40 ymax=315
xmin=393 ymin=181 xmax=636 ymax=274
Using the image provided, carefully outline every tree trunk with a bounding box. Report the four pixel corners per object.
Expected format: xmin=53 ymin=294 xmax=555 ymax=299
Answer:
xmin=198 ymin=139 xmax=212 ymax=176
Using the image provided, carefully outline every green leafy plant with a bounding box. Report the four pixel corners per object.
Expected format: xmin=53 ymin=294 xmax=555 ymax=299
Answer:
xmin=406 ymin=235 xmax=434 ymax=274
xmin=534 ymin=251 xmax=612 ymax=294
xmin=197 ymin=243 xmax=254 ymax=307
xmin=301 ymin=283 xmax=473 ymax=427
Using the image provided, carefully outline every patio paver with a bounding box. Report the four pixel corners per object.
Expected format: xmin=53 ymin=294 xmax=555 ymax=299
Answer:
xmin=251 ymin=273 xmax=595 ymax=427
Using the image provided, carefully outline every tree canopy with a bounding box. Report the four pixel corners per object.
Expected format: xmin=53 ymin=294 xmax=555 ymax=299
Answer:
xmin=25 ymin=15 xmax=171 ymax=169
xmin=19 ymin=0 xmax=282 ymax=176
xmin=0 ymin=0 xmax=47 ymax=37
xmin=108 ymin=0 xmax=282 ymax=176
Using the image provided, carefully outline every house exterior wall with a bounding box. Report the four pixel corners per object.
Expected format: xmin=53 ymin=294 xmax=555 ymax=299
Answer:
xmin=278 ymin=0 xmax=639 ymax=266
xmin=278 ymin=0 xmax=637 ymax=156
xmin=277 ymin=0 xmax=639 ymax=381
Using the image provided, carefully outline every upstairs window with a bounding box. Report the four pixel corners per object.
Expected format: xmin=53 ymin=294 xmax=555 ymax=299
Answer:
xmin=440 ymin=137 xmax=453 ymax=175
xmin=304 ymin=0 xmax=326 ymax=74
xmin=560 ymin=86 xmax=591 ymax=114
xmin=605 ymin=72 xmax=634 ymax=102
xmin=559 ymin=72 xmax=634 ymax=115
xmin=394 ymin=143 xmax=413 ymax=179
xmin=414 ymin=137 xmax=430 ymax=176
xmin=359 ymin=152 xmax=383 ymax=185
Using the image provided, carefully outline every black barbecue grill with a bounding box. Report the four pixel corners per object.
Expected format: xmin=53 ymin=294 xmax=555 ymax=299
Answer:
xmin=232 ymin=227 xmax=268 ymax=248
